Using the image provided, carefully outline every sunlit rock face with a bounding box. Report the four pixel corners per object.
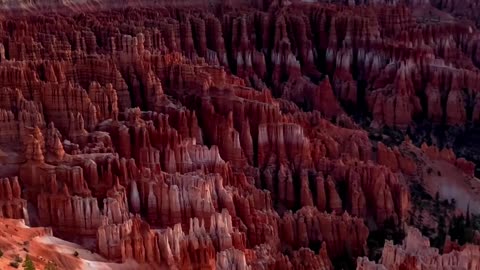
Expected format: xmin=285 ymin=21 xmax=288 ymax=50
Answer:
xmin=0 ymin=0 xmax=479 ymax=269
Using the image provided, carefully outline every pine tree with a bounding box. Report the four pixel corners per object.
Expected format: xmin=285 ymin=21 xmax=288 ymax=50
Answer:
xmin=434 ymin=192 xmax=440 ymax=212
xmin=451 ymin=198 xmax=457 ymax=209
xmin=466 ymin=203 xmax=471 ymax=227
xmin=23 ymin=255 xmax=35 ymax=270
xmin=450 ymin=215 xmax=467 ymax=245
xmin=44 ymin=262 xmax=57 ymax=270
xmin=432 ymin=212 xmax=447 ymax=249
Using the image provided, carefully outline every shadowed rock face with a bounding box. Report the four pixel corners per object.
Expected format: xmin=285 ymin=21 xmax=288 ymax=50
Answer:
xmin=0 ymin=0 xmax=479 ymax=269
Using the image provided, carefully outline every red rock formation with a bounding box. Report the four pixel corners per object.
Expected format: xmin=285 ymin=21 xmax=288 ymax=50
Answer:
xmin=281 ymin=76 xmax=343 ymax=118
xmin=0 ymin=2 xmax=479 ymax=269
xmin=281 ymin=207 xmax=369 ymax=259
xmin=421 ymin=143 xmax=476 ymax=176
xmin=37 ymin=183 xmax=102 ymax=235
xmin=98 ymin=210 xmax=245 ymax=267
xmin=377 ymin=142 xmax=417 ymax=175
xmin=357 ymin=227 xmax=480 ymax=270
xmin=0 ymin=177 xmax=27 ymax=220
